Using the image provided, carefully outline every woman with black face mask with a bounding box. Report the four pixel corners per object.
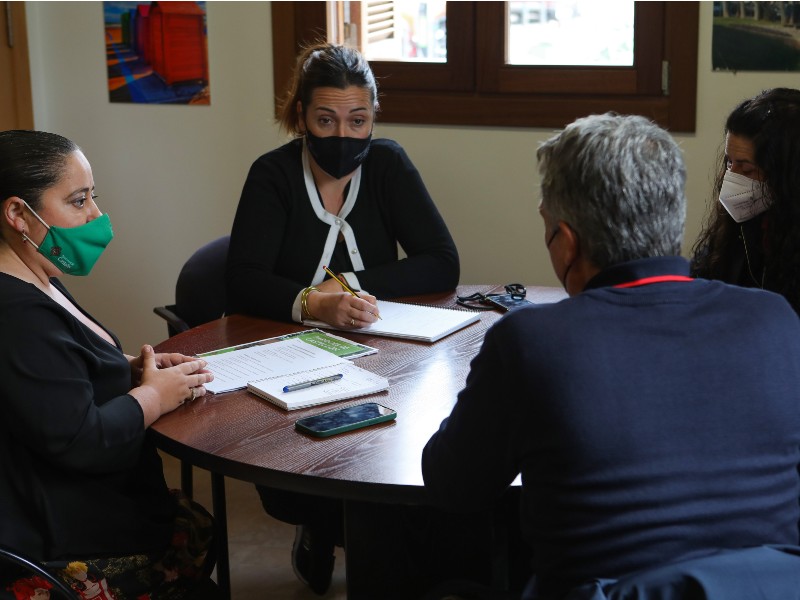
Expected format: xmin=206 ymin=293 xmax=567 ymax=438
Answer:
xmin=225 ymin=42 xmax=459 ymax=331
xmin=225 ymin=43 xmax=460 ymax=596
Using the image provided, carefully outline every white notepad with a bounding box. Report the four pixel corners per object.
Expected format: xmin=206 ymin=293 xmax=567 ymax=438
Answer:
xmin=305 ymin=300 xmax=480 ymax=343
xmin=203 ymin=337 xmax=378 ymax=395
xmin=247 ymin=361 xmax=389 ymax=411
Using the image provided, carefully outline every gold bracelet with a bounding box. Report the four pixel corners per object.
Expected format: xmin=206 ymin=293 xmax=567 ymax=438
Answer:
xmin=300 ymin=286 xmax=319 ymax=320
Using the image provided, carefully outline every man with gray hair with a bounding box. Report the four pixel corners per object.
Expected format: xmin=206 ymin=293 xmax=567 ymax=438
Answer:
xmin=422 ymin=114 xmax=800 ymax=599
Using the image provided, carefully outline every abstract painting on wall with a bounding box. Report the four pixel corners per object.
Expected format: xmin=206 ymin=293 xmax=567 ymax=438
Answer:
xmin=103 ymin=1 xmax=210 ymax=104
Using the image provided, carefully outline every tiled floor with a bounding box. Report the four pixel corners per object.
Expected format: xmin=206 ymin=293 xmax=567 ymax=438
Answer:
xmin=160 ymin=453 xmax=347 ymax=600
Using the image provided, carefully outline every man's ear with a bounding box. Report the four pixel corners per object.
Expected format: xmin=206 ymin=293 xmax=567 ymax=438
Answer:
xmin=559 ymin=221 xmax=602 ymax=295
xmin=557 ymin=221 xmax=580 ymax=265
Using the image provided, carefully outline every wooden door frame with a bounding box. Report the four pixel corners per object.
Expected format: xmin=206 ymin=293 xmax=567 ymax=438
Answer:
xmin=2 ymin=1 xmax=34 ymax=130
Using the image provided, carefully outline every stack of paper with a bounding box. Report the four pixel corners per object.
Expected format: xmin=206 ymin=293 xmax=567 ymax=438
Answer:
xmin=305 ymin=300 xmax=480 ymax=342
xmin=201 ymin=338 xmax=387 ymax=410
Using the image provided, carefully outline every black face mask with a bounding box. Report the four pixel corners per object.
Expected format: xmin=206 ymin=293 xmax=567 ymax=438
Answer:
xmin=306 ymin=130 xmax=372 ymax=179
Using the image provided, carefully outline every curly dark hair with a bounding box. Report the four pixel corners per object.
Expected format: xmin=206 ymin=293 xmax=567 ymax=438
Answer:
xmin=692 ymin=88 xmax=800 ymax=312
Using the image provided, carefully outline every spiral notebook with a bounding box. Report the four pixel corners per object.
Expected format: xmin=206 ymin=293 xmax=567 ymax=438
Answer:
xmin=304 ymin=300 xmax=480 ymax=343
xmin=247 ymin=361 xmax=389 ymax=411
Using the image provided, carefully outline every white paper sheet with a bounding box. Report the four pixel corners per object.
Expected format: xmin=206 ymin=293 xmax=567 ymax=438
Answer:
xmin=202 ymin=338 xmax=346 ymax=394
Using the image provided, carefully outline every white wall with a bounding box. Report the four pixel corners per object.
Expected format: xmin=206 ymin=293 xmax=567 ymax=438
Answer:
xmin=25 ymin=1 xmax=796 ymax=352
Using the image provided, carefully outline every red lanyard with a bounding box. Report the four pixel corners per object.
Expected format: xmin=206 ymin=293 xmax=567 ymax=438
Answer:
xmin=613 ymin=275 xmax=693 ymax=289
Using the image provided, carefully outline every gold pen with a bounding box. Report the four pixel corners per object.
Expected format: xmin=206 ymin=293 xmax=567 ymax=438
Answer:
xmin=322 ymin=265 xmax=382 ymax=319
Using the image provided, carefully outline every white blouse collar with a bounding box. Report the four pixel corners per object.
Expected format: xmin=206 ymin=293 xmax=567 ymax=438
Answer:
xmin=301 ymin=138 xmax=365 ymax=285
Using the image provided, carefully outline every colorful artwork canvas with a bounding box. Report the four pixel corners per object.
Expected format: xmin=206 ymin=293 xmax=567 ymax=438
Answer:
xmin=103 ymin=1 xmax=210 ymax=104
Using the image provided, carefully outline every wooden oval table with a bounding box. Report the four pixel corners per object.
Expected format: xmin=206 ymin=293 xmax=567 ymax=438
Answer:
xmin=150 ymin=285 xmax=567 ymax=598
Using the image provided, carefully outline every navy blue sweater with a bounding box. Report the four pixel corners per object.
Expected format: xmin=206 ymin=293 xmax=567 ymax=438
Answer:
xmin=423 ymin=257 xmax=800 ymax=599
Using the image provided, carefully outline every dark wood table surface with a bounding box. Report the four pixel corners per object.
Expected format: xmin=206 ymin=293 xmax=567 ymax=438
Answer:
xmin=150 ymin=284 xmax=567 ymax=598
xmin=150 ymin=284 xmax=566 ymax=504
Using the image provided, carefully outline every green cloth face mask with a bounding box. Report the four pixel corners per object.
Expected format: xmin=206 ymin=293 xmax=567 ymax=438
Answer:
xmin=22 ymin=200 xmax=114 ymax=276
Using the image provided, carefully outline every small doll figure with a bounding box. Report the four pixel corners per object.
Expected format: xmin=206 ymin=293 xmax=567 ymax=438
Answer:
xmin=61 ymin=562 xmax=117 ymax=600
xmin=7 ymin=575 xmax=52 ymax=600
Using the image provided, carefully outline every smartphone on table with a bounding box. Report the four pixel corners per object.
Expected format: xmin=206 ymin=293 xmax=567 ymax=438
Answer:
xmin=483 ymin=293 xmax=533 ymax=312
xmin=295 ymin=402 xmax=397 ymax=438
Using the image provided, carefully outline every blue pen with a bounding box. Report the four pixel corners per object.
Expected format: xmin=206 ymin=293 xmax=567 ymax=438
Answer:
xmin=283 ymin=373 xmax=344 ymax=393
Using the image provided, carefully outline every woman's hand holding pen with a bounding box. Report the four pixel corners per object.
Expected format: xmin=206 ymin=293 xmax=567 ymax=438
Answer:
xmin=307 ymin=283 xmax=380 ymax=329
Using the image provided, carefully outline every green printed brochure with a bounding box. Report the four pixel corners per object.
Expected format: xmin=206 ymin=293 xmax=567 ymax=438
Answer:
xmin=198 ymin=329 xmax=378 ymax=360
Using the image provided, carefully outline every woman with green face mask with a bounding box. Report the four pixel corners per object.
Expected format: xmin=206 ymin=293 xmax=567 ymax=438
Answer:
xmin=0 ymin=130 xmax=221 ymax=599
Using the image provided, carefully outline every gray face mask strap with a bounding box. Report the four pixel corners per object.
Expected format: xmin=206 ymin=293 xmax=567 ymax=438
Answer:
xmin=19 ymin=199 xmax=50 ymax=249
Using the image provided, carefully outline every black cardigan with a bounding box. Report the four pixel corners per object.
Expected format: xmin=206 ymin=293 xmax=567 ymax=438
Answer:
xmin=0 ymin=274 xmax=174 ymax=560
xmin=226 ymin=137 xmax=459 ymax=322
